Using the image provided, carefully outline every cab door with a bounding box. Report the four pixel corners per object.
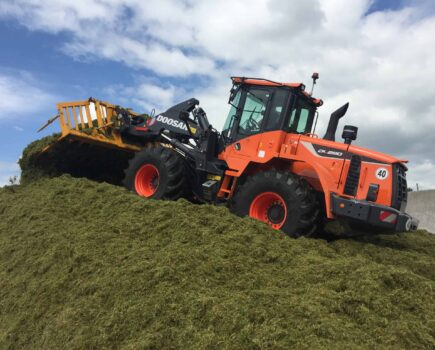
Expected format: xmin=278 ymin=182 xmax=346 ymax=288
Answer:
xmin=230 ymin=88 xmax=291 ymax=163
xmin=233 ymin=87 xmax=271 ymax=153
xmin=224 ymin=87 xmax=272 ymax=164
xmin=256 ymin=89 xmax=292 ymax=160
xmin=221 ymin=87 xmax=296 ymax=172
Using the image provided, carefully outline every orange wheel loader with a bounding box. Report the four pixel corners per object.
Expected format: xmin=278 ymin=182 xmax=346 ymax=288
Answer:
xmin=42 ymin=75 xmax=419 ymax=237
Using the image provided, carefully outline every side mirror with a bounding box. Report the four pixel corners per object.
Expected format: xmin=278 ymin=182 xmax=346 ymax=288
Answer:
xmin=228 ymin=84 xmax=240 ymax=103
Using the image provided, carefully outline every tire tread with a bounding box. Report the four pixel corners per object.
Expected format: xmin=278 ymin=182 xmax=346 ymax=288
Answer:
xmin=230 ymin=169 xmax=320 ymax=237
xmin=123 ymin=142 xmax=186 ymax=200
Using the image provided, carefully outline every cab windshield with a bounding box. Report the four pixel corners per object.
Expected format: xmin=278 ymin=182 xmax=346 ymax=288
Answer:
xmin=222 ymin=90 xmax=241 ymax=139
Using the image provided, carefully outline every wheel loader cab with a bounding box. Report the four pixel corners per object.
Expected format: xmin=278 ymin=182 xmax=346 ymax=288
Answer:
xmin=221 ymin=79 xmax=318 ymax=144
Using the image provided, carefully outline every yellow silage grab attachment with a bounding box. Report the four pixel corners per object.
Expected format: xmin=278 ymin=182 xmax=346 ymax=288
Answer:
xmin=39 ymin=98 xmax=141 ymax=152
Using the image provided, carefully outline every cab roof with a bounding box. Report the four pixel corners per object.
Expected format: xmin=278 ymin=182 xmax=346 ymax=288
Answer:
xmin=231 ymin=76 xmax=323 ymax=106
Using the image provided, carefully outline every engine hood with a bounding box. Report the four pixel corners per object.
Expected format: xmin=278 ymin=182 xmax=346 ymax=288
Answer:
xmin=299 ymin=135 xmax=406 ymax=166
xmin=348 ymin=144 xmax=406 ymax=166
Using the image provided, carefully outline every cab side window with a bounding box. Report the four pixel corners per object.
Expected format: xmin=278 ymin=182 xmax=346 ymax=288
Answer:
xmin=288 ymin=100 xmax=314 ymax=134
xmin=296 ymin=108 xmax=310 ymax=133
xmin=238 ymin=89 xmax=270 ymax=136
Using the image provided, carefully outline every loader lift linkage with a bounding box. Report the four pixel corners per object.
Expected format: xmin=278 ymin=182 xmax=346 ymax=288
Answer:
xmin=40 ymin=76 xmax=418 ymax=237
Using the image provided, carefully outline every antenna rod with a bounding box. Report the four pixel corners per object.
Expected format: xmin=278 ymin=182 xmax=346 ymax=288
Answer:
xmin=310 ymin=72 xmax=319 ymax=95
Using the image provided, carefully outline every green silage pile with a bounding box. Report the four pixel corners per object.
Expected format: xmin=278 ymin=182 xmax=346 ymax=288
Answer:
xmin=0 ymin=175 xmax=434 ymax=349
xmin=19 ymin=135 xmax=132 ymax=185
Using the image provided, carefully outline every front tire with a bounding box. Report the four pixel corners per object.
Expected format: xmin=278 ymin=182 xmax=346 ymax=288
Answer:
xmin=123 ymin=143 xmax=186 ymax=200
xmin=230 ymin=170 xmax=319 ymax=237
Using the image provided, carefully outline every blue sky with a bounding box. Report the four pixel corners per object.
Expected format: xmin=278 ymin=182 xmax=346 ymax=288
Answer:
xmin=0 ymin=0 xmax=434 ymax=189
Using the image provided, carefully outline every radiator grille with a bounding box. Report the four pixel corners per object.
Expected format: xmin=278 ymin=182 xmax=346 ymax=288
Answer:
xmin=344 ymin=155 xmax=361 ymax=196
xmin=392 ymin=163 xmax=408 ymax=211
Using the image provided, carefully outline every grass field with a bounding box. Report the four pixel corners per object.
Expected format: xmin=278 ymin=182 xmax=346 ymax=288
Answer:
xmin=1 ymin=175 xmax=434 ymax=349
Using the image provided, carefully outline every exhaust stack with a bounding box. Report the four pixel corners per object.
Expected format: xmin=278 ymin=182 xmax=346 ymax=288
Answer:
xmin=323 ymin=102 xmax=349 ymax=141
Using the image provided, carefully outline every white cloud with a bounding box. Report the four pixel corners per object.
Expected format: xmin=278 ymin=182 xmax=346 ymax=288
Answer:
xmin=63 ymin=36 xmax=216 ymax=77
xmin=0 ymin=72 xmax=55 ymax=117
xmin=0 ymin=161 xmax=20 ymax=186
xmin=1 ymin=0 xmax=435 ymax=187
xmin=105 ymin=81 xmax=181 ymax=113
xmin=407 ymin=160 xmax=435 ymax=191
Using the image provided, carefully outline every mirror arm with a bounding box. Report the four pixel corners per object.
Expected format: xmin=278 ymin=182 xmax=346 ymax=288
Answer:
xmin=312 ymin=111 xmax=319 ymax=135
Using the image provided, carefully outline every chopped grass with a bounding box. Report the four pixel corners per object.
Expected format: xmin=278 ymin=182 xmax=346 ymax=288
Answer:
xmin=18 ymin=134 xmax=60 ymax=184
xmin=18 ymin=135 xmax=133 ymax=185
xmin=0 ymin=175 xmax=434 ymax=349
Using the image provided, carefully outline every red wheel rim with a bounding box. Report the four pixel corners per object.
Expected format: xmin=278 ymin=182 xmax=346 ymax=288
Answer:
xmin=249 ymin=192 xmax=287 ymax=229
xmin=134 ymin=164 xmax=160 ymax=197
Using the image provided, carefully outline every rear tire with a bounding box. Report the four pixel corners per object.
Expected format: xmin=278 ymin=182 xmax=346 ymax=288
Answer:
xmin=123 ymin=143 xmax=186 ymax=200
xmin=230 ymin=170 xmax=319 ymax=237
